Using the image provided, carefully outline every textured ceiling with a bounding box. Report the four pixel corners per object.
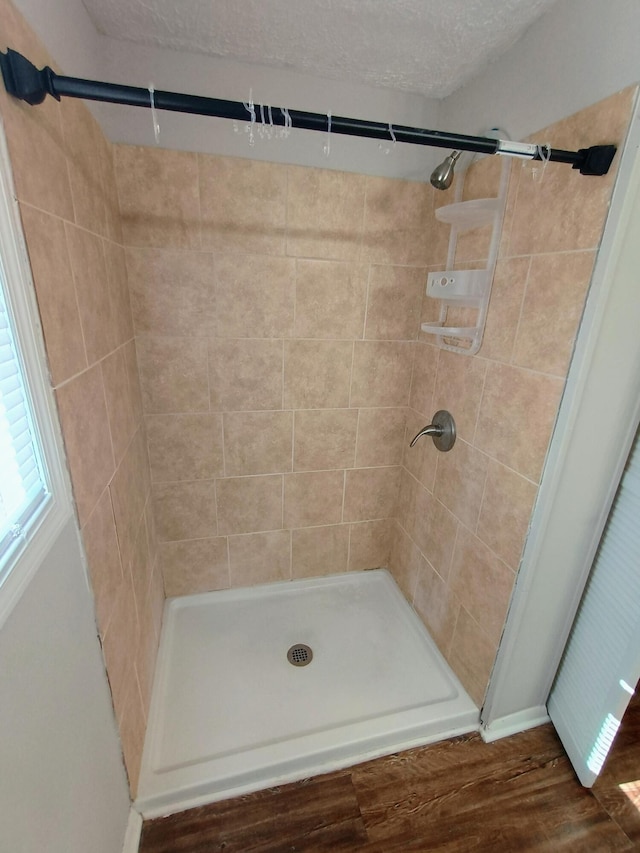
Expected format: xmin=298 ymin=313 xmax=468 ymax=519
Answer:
xmin=81 ymin=0 xmax=559 ymax=98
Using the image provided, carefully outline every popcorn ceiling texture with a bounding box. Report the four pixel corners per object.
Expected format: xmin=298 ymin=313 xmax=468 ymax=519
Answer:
xmin=81 ymin=0 xmax=559 ymax=97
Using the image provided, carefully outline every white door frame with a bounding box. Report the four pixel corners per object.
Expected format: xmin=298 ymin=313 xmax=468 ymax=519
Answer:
xmin=481 ymin=92 xmax=640 ymax=740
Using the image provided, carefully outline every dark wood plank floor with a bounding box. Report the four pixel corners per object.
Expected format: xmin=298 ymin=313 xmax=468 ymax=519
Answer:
xmin=139 ymin=692 xmax=640 ymax=852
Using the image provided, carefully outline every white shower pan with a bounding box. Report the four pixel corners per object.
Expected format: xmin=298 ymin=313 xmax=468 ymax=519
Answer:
xmin=135 ymin=569 xmax=479 ymax=817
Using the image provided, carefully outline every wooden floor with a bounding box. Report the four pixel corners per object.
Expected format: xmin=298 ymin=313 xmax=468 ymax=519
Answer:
xmin=139 ymin=693 xmax=640 ymax=852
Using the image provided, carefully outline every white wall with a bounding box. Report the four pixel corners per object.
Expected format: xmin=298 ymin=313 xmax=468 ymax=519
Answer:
xmin=441 ymin=0 xmax=640 ymax=141
xmin=11 ymin=0 xmax=104 ymax=79
xmin=11 ymin=0 xmax=442 ymax=180
xmin=0 ymin=519 xmax=131 ymax=853
xmin=97 ymin=38 xmax=442 ymax=180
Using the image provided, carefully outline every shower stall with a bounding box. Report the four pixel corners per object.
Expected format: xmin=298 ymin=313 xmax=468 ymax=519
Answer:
xmin=1 ymin=38 xmax=634 ymax=817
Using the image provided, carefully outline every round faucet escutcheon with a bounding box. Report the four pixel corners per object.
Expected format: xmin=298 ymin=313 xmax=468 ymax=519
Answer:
xmin=409 ymin=410 xmax=456 ymax=452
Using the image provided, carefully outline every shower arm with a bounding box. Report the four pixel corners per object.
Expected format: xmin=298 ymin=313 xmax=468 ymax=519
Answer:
xmin=0 ymin=48 xmax=617 ymax=176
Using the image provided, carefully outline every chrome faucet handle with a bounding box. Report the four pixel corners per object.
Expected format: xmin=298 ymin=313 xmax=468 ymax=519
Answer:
xmin=409 ymin=410 xmax=456 ymax=452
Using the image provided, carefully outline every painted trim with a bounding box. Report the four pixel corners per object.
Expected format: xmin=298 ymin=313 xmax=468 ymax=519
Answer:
xmin=480 ymin=706 xmax=550 ymax=744
xmin=482 ymin=89 xmax=640 ymax=730
xmin=0 ymin=115 xmax=72 ymax=629
xmin=122 ymin=807 xmax=143 ymax=853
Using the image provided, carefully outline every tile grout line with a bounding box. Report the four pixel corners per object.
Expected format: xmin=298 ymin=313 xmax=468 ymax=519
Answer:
xmin=509 ymin=254 xmax=533 ymax=365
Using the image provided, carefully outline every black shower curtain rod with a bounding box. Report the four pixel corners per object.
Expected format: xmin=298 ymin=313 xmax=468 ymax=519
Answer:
xmin=0 ymin=48 xmax=616 ymax=176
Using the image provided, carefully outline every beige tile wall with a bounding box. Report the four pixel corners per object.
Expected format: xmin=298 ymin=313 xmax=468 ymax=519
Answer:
xmin=115 ymin=147 xmax=445 ymax=599
xmin=0 ymin=0 xmax=162 ymax=794
xmin=392 ymin=86 xmax=636 ymax=705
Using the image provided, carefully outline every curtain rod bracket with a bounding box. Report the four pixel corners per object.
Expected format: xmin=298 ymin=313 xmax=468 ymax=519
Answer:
xmin=0 ymin=48 xmax=57 ymax=105
xmin=0 ymin=48 xmax=617 ymax=177
xmin=573 ymin=145 xmax=617 ymax=176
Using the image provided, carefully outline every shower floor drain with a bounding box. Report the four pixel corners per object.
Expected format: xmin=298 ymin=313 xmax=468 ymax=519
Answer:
xmin=287 ymin=644 xmax=313 ymax=667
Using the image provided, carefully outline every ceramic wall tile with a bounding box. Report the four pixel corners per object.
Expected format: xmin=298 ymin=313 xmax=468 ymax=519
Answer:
xmin=224 ymin=410 xmax=293 ymax=476
xmin=145 ymin=413 xmax=224 ymax=482
xmin=216 ymin=474 xmax=283 ymax=535
xmin=137 ymin=335 xmax=209 ymax=414
xmin=104 ymin=240 xmax=134 ymax=348
xmin=284 ymin=470 xmax=345 ymax=528
xmin=448 ymin=607 xmax=496 ymax=707
xmin=413 ymin=560 xmax=460 ymax=657
xmin=123 ymin=340 xmax=144 ymax=427
xmin=4 ymin=91 xmax=74 ymax=220
xmin=388 ymin=521 xmax=422 ymax=601
xmin=411 ymin=488 xmax=459 ymax=581
xmin=364 ymin=266 xmax=424 ymax=341
xmin=475 ymin=362 xmax=563 ymax=483
xmin=55 ymin=364 xmax=116 ymax=526
xmin=19 ymin=204 xmax=87 ymax=385
xmin=449 ymin=527 xmax=516 ymax=646
xmin=99 ymin=138 xmax=124 ymax=245
xmin=65 ymin=223 xmax=117 ymax=364
xmin=200 ymin=155 xmax=287 ymax=256
xmin=129 ymin=510 xmax=153 ymax=631
xmin=115 ymin=145 xmax=201 ymax=249
xmin=101 ymin=570 xmax=139 ymax=735
xmin=160 ymin=537 xmax=229 ymax=597
xmin=81 ymin=487 xmax=124 ymax=639
xmin=209 ymin=338 xmax=283 ymax=411
xmin=291 ymin=524 xmax=350 ymax=578
xmin=361 ymin=177 xmax=431 ymax=266
xmin=228 ymin=530 xmax=292 ymax=586
xmin=348 ymin=519 xmax=392 ymax=572
xmin=115 ymin=671 xmax=146 ymax=795
xmin=294 ymin=260 xmax=368 ymax=340
xmin=135 ymin=574 xmax=160 ymax=717
xmin=109 ymin=428 xmax=150 ymax=573
xmin=147 ymin=559 xmax=166 ymax=646
xmin=286 ymin=166 xmax=366 ymax=260
xmin=512 ymin=251 xmax=595 ymax=376
xmin=293 ymin=409 xmax=358 ymax=472
xmin=355 ymin=408 xmax=406 ymax=468
xmin=476 ymin=257 xmax=529 ymax=363
xmin=432 ymin=349 xmax=486 ymax=443
xmin=127 ymin=248 xmax=216 ymax=337
xmin=101 ymin=346 xmax=138 ymax=467
xmin=284 ymin=340 xmax=352 ymax=409
xmin=61 ymin=98 xmax=108 ymax=237
xmin=214 ymin=254 xmax=295 ymax=338
xmin=409 ymin=341 xmax=439 ymax=417
xmin=343 ymin=466 xmax=401 ymax=522
xmin=350 ymin=341 xmax=412 ymax=408
xmin=152 ymin=480 xmax=217 ymax=542
xmin=477 ymin=460 xmax=537 ymax=570
xmin=433 ymin=439 xmax=489 ymax=531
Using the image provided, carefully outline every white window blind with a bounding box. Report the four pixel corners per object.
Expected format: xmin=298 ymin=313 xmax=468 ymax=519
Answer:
xmin=548 ymin=424 xmax=640 ymax=786
xmin=0 ymin=257 xmax=50 ymax=579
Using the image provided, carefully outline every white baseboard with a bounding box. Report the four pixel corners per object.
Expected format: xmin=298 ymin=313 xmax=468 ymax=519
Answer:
xmin=122 ymin=807 xmax=142 ymax=853
xmin=480 ymin=705 xmax=550 ymax=743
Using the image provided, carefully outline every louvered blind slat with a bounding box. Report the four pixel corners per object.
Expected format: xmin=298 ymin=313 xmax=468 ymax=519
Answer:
xmin=0 ymin=261 xmax=49 ymax=570
xmin=548 ymin=427 xmax=640 ymax=787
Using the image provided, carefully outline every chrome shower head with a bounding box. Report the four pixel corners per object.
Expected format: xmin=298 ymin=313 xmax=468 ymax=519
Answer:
xmin=430 ymin=150 xmax=462 ymax=190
